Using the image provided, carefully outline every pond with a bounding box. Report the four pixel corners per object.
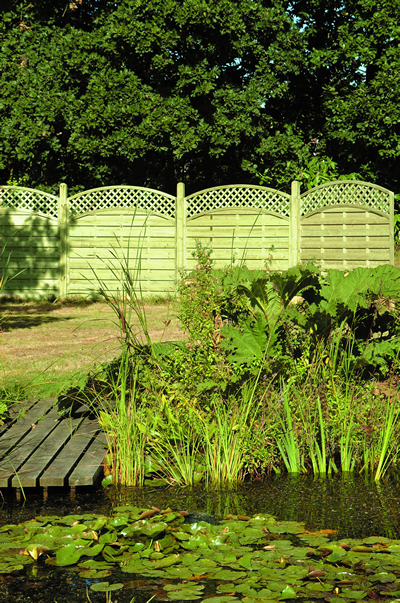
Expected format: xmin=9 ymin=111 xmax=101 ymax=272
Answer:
xmin=1 ymin=474 xmax=400 ymax=602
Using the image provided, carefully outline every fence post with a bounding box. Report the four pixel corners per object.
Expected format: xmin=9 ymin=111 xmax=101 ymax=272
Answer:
xmin=58 ymin=183 xmax=69 ymax=297
xmin=289 ymin=180 xmax=301 ymax=267
xmin=389 ymin=190 xmax=395 ymax=266
xmin=176 ymin=182 xmax=186 ymax=285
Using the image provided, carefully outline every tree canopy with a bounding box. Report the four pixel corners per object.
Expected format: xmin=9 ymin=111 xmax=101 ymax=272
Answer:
xmin=1 ymin=0 xmax=400 ymax=195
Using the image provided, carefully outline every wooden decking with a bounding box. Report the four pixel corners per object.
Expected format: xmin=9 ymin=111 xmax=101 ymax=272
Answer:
xmin=0 ymin=398 xmax=107 ymax=497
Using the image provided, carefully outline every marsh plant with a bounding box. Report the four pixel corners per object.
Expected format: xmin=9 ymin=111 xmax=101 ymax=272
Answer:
xmin=59 ymin=236 xmax=400 ymax=485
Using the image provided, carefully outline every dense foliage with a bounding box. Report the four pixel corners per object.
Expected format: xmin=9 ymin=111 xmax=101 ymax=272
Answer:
xmin=59 ymin=251 xmax=400 ymax=485
xmin=2 ymin=0 xmax=400 ymax=194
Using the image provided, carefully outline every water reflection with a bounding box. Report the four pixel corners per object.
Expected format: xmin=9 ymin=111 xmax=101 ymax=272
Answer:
xmin=1 ymin=473 xmax=400 ymax=539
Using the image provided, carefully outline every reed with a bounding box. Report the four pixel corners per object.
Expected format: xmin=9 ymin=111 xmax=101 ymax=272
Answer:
xmin=150 ymin=396 xmax=204 ymax=487
xmin=339 ymin=417 xmax=357 ymax=472
xmin=201 ymin=382 xmax=261 ymax=485
xmin=374 ymin=393 xmax=399 ymax=481
xmin=276 ymin=394 xmax=305 ymax=473
xmin=305 ymin=397 xmax=338 ymax=474
xmin=97 ymin=347 xmax=153 ymax=486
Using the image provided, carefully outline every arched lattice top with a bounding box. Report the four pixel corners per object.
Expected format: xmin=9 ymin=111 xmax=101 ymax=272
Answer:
xmin=68 ymin=186 xmax=176 ymax=218
xmin=0 ymin=187 xmax=58 ymax=219
xmin=186 ymin=185 xmax=290 ymax=218
xmin=300 ymin=181 xmax=391 ymax=216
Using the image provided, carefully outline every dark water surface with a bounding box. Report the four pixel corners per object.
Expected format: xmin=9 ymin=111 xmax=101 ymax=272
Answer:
xmin=2 ymin=474 xmax=400 ymax=602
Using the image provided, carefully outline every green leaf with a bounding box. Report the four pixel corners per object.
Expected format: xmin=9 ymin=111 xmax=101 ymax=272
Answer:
xmin=90 ymin=582 xmax=124 ymax=592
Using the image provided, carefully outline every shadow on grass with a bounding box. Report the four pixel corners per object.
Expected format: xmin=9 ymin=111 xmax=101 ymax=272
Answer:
xmin=0 ymin=299 xmax=99 ymax=331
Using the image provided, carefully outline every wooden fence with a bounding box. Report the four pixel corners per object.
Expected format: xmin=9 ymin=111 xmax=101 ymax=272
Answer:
xmin=0 ymin=180 xmax=394 ymax=298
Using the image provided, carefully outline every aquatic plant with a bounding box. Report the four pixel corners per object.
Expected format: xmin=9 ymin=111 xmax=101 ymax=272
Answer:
xmin=3 ymin=506 xmax=400 ymax=602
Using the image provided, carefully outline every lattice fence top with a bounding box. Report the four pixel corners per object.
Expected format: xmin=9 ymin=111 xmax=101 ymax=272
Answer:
xmin=186 ymin=185 xmax=290 ymax=218
xmin=300 ymin=181 xmax=391 ymax=216
xmin=0 ymin=187 xmax=58 ymax=219
xmin=68 ymin=186 xmax=176 ymax=218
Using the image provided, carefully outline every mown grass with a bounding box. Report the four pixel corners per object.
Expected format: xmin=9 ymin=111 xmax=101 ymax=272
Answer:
xmin=0 ymin=296 xmax=181 ymax=402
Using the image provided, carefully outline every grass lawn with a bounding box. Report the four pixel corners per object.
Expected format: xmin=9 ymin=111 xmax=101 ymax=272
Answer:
xmin=0 ymin=298 xmax=183 ymax=400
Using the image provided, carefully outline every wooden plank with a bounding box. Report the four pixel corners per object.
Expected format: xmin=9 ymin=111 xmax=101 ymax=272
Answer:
xmin=300 ymin=227 xmax=388 ymax=237
xmin=302 ymin=237 xmax=389 ymax=248
xmin=4 ymin=262 xmax=59 ymax=271
xmin=74 ymin=211 xmax=174 ymax=222
xmin=70 ymin=260 xmax=175 ymax=271
xmin=11 ymin=416 xmax=86 ymax=488
xmin=186 ymin=233 xmax=289 ymax=243
xmin=0 ymin=398 xmax=55 ymax=463
xmin=69 ymin=239 xmax=176 ymax=250
xmin=314 ymin=260 xmax=388 ymax=269
xmin=70 ymin=270 xmax=176 ymax=283
xmin=0 ymin=400 xmax=38 ymax=439
xmin=0 ymin=216 xmax=58 ymax=227
xmin=40 ymin=419 xmax=99 ymax=487
xmin=69 ymin=431 xmax=107 ymax=486
xmin=186 ymin=215 xmax=288 ymax=227
xmin=301 ymin=251 xmax=391 ymax=261
xmin=70 ymin=225 xmax=175 ymax=237
xmin=186 ymin=248 xmax=289 ymax=259
xmin=69 ymin=248 xmax=176 ymax=260
xmin=185 ymin=251 xmax=289 ymax=266
xmin=187 ymin=223 xmax=289 ymax=232
xmin=0 ymin=408 xmax=61 ymax=487
xmin=301 ymin=216 xmax=388 ymax=226
xmin=186 ymin=239 xmax=290 ymax=248
xmin=68 ymin=281 xmax=175 ymax=292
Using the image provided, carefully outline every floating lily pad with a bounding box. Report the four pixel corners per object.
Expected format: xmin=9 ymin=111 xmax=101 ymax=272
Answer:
xmin=90 ymin=581 xmax=124 ymax=592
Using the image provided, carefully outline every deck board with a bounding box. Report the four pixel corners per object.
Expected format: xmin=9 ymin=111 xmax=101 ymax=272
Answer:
xmin=0 ymin=398 xmax=55 ymax=464
xmin=11 ymin=416 xmax=86 ymax=488
xmin=69 ymin=431 xmax=108 ymax=486
xmin=0 ymin=399 xmax=107 ymax=492
xmin=40 ymin=419 xmax=100 ymax=487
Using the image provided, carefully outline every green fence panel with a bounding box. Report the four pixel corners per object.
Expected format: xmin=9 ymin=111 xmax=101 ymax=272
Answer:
xmin=299 ymin=181 xmax=394 ymax=269
xmin=67 ymin=186 xmax=176 ymax=297
xmin=0 ymin=180 xmax=395 ymax=299
xmin=185 ymin=185 xmax=291 ymax=271
xmin=0 ymin=187 xmax=59 ymax=298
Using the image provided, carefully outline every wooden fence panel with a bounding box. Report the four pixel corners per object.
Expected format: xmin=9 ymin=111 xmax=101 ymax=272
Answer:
xmin=68 ymin=209 xmax=177 ymax=296
xmin=299 ymin=181 xmax=394 ymax=269
xmin=186 ymin=209 xmax=290 ymax=271
xmin=300 ymin=207 xmax=391 ymax=268
xmin=66 ymin=186 xmax=177 ymax=297
xmin=0 ymin=181 xmax=395 ymax=299
xmin=0 ymin=189 xmax=59 ymax=298
xmin=185 ymin=184 xmax=291 ymax=272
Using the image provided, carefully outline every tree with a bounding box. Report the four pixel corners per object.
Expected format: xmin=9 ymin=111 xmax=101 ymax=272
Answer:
xmin=0 ymin=0 xmax=308 ymax=193
xmin=288 ymin=0 xmax=400 ymax=193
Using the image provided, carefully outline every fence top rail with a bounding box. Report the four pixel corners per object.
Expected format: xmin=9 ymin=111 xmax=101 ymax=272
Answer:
xmin=67 ymin=185 xmax=176 ymax=218
xmin=300 ymin=202 xmax=391 ymax=220
xmin=185 ymin=184 xmax=291 ymax=218
xmin=186 ymin=206 xmax=291 ymax=221
xmin=300 ymin=180 xmax=393 ymax=216
xmin=0 ymin=186 xmax=59 ymax=218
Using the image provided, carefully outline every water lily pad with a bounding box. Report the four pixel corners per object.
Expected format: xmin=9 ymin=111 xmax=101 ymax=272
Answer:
xmin=213 ymin=569 xmax=248 ymax=581
xmin=166 ymin=566 xmax=193 ymax=579
xmin=370 ymin=572 xmax=396 ymax=583
xmin=201 ymin=597 xmax=240 ymax=603
xmin=339 ymin=590 xmax=367 ymax=599
xmin=78 ymin=569 xmax=112 ymax=579
xmin=90 ymin=581 xmax=124 ymax=592
xmin=78 ymin=559 xmax=114 ymax=570
xmin=279 ymin=585 xmax=297 ymax=599
xmin=56 ymin=543 xmax=84 ymax=566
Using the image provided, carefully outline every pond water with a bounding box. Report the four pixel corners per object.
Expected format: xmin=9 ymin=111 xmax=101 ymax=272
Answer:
xmin=2 ymin=474 xmax=400 ymax=602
